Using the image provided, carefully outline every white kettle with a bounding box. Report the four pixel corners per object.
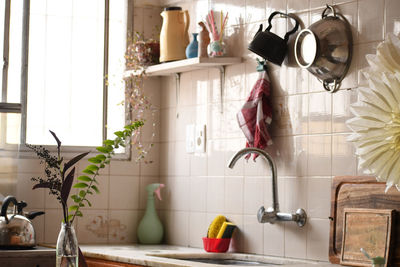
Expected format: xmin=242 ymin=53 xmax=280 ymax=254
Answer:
xmin=159 ymin=7 xmax=190 ymax=62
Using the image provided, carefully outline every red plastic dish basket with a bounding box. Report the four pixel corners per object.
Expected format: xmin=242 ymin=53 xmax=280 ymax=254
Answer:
xmin=202 ymin=237 xmax=231 ymax=253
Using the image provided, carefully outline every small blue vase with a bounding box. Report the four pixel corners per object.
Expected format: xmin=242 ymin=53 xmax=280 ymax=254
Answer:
xmin=186 ymin=33 xmax=198 ymax=58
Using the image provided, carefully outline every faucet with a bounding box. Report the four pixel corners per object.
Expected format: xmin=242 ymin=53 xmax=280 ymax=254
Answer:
xmin=228 ymin=147 xmax=307 ymax=227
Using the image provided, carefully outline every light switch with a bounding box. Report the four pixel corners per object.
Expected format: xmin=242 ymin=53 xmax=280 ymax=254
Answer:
xmin=195 ymin=124 xmax=206 ymax=153
xmin=186 ymin=124 xmax=195 ymax=153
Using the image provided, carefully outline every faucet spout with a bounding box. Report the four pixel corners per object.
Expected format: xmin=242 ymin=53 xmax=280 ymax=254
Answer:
xmin=228 ymin=147 xmax=307 ymax=227
xmin=228 ymin=147 xmax=279 ymax=212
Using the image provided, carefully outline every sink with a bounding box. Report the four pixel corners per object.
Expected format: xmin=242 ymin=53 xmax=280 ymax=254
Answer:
xmin=147 ymin=252 xmax=318 ymax=266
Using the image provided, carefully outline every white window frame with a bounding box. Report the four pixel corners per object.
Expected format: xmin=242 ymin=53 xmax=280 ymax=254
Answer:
xmin=0 ymin=0 xmax=134 ymax=159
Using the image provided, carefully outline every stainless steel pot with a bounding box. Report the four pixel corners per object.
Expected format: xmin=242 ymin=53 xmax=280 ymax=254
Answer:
xmin=0 ymin=196 xmax=44 ymax=248
xmin=294 ymin=5 xmax=353 ymax=93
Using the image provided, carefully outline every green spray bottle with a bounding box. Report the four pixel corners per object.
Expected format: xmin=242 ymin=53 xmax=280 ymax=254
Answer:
xmin=137 ymin=183 xmax=165 ymax=244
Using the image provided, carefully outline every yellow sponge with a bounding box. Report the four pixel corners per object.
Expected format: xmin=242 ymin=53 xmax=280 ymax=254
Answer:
xmin=207 ymin=215 xmax=226 ymax=238
xmin=216 ymin=222 xmax=236 ymax=239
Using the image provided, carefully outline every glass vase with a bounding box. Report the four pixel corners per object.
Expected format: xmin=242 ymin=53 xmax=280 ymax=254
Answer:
xmin=56 ymin=223 xmax=78 ymax=267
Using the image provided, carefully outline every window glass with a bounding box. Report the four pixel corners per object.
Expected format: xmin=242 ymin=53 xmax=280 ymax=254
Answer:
xmin=107 ymin=0 xmax=127 ymax=141
xmin=26 ymin=0 xmax=106 ymax=146
xmin=7 ymin=0 xmax=23 ymax=103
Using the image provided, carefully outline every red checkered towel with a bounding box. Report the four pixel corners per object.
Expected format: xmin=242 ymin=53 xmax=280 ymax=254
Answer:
xmin=237 ymin=70 xmax=273 ymax=160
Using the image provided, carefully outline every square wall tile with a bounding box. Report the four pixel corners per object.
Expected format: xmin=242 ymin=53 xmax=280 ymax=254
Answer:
xmin=332 ymin=88 xmax=358 ymax=133
xmin=109 ymin=175 xmax=140 ymax=210
xmin=385 ymin=0 xmax=400 ymax=36
xmin=44 ymin=209 xmax=65 ymax=244
xmin=332 ymin=134 xmax=357 ymax=176
xmin=207 ymin=140 xmax=226 ymax=176
xmin=189 ymin=212 xmax=207 ymax=248
xmin=264 ymin=223 xmax=285 ymax=256
xmin=283 ymin=177 xmax=307 ymax=214
xmin=174 ymin=141 xmax=190 ymax=177
xmin=160 ymin=76 xmax=176 ymax=109
xmin=109 ymin=159 xmax=140 ymax=176
xmin=308 ymin=92 xmax=332 ymax=134
xmin=358 ymin=0 xmax=384 ymax=43
xmin=160 ymin=108 xmax=176 ymax=142
xmin=17 ymin=173 xmax=45 ymax=209
xmin=175 ymin=106 xmax=194 ymax=142
xmin=245 ymin=0 xmax=266 ymax=24
xmin=284 ymin=221 xmax=307 ymax=258
xmin=169 ymin=177 xmax=190 ymax=211
xmin=109 ymin=210 xmax=139 ymax=244
xmin=190 ymin=154 xmax=208 ymax=177
xmin=243 ymin=215 xmax=263 ymax=254
xmin=189 ymin=176 xmax=207 ymax=212
xmin=224 ymin=176 xmax=244 ymax=214
xmin=159 ymin=142 xmax=175 ymax=176
xmin=307 ymin=177 xmax=332 ymax=219
xmin=244 ymin=177 xmax=264 ymax=215
xmin=306 ymin=218 xmax=330 ymax=261
xmin=308 ymin=135 xmax=332 ymax=176
xmin=179 ymin=72 xmax=194 ymax=107
xmin=140 ymin=143 xmax=160 ymax=176
xmin=77 ymin=209 xmax=108 ymax=244
xmin=207 ymin=176 xmax=225 ymax=213
xmin=171 ymin=211 xmax=189 ymax=246
xmin=192 ymin=70 xmax=208 ymax=106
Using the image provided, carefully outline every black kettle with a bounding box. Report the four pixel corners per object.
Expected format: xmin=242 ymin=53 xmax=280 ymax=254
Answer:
xmin=248 ymin=11 xmax=299 ymax=66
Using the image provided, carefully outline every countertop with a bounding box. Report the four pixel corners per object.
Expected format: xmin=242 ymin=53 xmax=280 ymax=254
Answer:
xmin=79 ymin=244 xmax=341 ymax=267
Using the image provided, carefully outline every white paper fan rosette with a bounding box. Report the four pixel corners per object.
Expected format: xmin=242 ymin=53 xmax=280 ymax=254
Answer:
xmin=346 ymin=33 xmax=400 ymax=192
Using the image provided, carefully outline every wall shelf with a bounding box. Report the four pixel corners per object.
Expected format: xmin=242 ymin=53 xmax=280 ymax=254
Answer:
xmin=124 ymin=57 xmax=242 ymax=77
xmin=124 ymin=57 xmax=242 ymax=114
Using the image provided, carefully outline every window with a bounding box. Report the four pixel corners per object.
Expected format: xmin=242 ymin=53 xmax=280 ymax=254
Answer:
xmin=0 ymin=0 xmax=128 ymax=151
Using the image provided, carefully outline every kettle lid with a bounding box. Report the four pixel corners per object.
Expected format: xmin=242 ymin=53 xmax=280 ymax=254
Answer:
xmin=164 ymin=6 xmax=182 ymax=11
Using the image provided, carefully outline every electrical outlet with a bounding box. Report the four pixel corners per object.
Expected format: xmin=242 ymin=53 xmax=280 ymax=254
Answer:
xmin=186 ymin=124 xmax=195 ymax=153
xmin=195 ymin=124 xmax=206 ymax=153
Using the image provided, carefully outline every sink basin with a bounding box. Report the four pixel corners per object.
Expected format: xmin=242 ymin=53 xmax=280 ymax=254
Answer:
xmin=147 ymin=252 xmax=317 ymax=267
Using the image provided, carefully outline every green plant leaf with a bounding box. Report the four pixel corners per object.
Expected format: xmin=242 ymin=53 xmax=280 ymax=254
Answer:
xmin=84 ymin=199 xmax=92 ymax=207
xmin=114 ymin=131 xmax=124 ymax=138
xmin=79 ymin=202 xmax=84 ymax=207
xmin=103 ymin=140 xmax=113 ymax=146
xmin=95 ymin=154 xmax=106 ymax=161
xmin=82 ymin=169 xmax=95 ymax=175
xmin=66 ymin=214 xmax=74 ymax=222
xmin=85 ymin=165 xmax=99 ymax=172
xmin=73 ymin=182 xmax=88 ymax=188
xmin=88 ymin=157 xmax=102 ymax=164
xmin=92 ymin=185 xmax=100 ymax=194
xmin=78 ymin=175 xmax=92 ymax=182
xmin=79 ymin=190 xmax=86 ymax=197
xmin=75 ymin=211 xmax=83 ymax=217
xmin=69 ymin=205 xmax=79 ymax=212
xmin=96 ymin=146 xmax=109 ymax=153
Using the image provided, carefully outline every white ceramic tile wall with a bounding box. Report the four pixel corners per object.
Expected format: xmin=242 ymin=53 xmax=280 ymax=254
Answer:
xmin=156 ymin=0 xmax=393 ymax=262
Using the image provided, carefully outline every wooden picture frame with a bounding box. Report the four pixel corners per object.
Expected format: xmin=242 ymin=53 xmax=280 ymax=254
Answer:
xmin=340 ymin=208 xmax=394 ymax=267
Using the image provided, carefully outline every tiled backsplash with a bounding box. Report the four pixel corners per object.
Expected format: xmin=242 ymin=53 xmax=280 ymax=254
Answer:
xmin=156 ymin=0 xmax=400 ymax=262
xmin=0 ymin=0 xmax=399 ymax=263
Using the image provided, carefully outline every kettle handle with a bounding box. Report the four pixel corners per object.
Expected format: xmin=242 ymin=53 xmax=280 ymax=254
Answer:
xmin=266 ymin=11 xmax=299 ymax=42
xmin=1 ymin=196 xmax=18 ymax=217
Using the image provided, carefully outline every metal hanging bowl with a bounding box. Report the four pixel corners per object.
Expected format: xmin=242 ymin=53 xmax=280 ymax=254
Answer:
xmin=294 ymin=5 xmax=353 ymax=93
